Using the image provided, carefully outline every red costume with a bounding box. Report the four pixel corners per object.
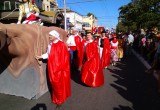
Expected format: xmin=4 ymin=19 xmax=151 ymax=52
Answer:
xmin=81 ymin=39 xmax=87 ymax=45
xmin=81 ymin=41 xmax=104 ymax=87
xmin=80 ymin=39 xmax=87 ymax=64
xmin=48 ymin=40 xmax=71 ymax=104
xmin=74 ymin=35 xmax=83 ymax=67
xmin=101 ymin=37 xmax=111 ymax=68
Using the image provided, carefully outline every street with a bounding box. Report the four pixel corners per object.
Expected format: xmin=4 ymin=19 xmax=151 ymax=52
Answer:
xmin=0 ymin=54 xmax=160 ymax=110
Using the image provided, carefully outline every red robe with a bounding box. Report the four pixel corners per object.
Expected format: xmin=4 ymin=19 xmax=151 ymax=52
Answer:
xmin=48 ymin=40 xmax=71 ymax=104
xmin=81 ymin=39 xmax=87 ymax=45
xmin=81 ymin=41 xmax=104 ymax=87
xmin=74 ymin=35 xmax=82 ymax=67
xmin=101 ymin=37 xmax=111 ymax=68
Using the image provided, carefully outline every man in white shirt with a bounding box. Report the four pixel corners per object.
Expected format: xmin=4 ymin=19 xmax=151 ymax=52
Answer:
xmin=66 ymin=29 xmax=82 ymax=69
xmin=127 ymin=31 xmax=134 ymax=55
xmin=128 ymin=31 xmax=134 ymax=45
xmin=66 ymin=29 xmax=77 ymax=64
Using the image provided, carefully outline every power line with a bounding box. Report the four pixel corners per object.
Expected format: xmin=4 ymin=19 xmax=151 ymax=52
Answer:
xmin=66 ymin=0 xmax=102 ymax=4
xmin=98 ymin=15 xmax=117 ymax=18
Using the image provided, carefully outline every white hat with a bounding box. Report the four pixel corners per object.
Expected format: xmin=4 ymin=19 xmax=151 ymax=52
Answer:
xmin=49 ymin=30 xmax=60 ymax=40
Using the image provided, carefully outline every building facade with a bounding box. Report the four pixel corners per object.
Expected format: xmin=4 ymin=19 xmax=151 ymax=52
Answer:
xmin=82 ymin=15 xmax=98 ymax=31
xmin=65 ymin=10 xmax=83 ymax=31
xmin=0 ymin=0 xmax=98 ymax=31
xmin=61 ymin=9 xmax=98 ymax=31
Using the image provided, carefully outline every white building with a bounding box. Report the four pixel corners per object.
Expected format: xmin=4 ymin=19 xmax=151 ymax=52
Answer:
xmin=82 ymin=15 xmax=98 ymax=30
xmin=65 ymin=10 xmax=83 ymax=31
xmin=62 ymin=9 xmax=98 ymax=31
xmin=42 ymin=0 xmax=57 ymax=11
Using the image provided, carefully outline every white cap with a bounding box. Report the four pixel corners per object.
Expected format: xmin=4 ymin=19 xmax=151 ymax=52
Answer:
xmin=49 ymin=30 xmax=60 ymax=40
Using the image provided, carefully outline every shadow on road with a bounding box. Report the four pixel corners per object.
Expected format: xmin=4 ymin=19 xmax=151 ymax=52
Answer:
xmin=114 ymin=105 xmax=133 ymax=110
xmin=70 ymin=69 xmax=88 ymax=87
xmin=31 ymin=103 xmax=47 ymax=110
xmin=108 ymin=55 xmax=160 ymax=110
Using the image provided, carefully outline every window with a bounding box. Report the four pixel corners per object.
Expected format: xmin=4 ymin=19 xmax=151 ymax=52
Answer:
xmin=82 ymin=23 xmax=91 ymax=27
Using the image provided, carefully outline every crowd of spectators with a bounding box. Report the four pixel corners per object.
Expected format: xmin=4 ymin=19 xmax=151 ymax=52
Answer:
xmin=117 ymin=28 xmax=160 ymax=93
xmin=132 ymin=29 xmax=160 ymax=72
xmin=132 ymin=29 xmax=160 ymax=92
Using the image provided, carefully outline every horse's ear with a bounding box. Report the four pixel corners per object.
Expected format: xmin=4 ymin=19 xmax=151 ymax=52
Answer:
xmin=0 ymin=24 xmax=2 ymax=31
xmin=0 ymin=28 xmax=3 ymax=32
xmin=0 ymin=23 xmax=3 ymax=31
xmin=0 ymin=22 xmax=3 ymax=26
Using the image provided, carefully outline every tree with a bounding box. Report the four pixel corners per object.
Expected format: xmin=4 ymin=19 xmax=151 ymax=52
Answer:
xmin=117 ymin=0 xmax=160 ymax=32
xmin=87 ymin=13 xmax=97 ymax=19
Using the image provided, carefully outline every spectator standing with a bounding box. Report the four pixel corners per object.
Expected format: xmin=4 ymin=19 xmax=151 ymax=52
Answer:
xmin=127 ymin=31 xmax=134 ymax=55
xmin=98 ymin=30 xmax=111 ymax=69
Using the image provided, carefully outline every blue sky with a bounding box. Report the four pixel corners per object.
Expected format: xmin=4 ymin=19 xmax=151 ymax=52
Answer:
xmin=57 ymin=0 xmax=131 ymax=30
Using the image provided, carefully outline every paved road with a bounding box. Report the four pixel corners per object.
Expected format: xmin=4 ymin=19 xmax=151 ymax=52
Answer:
xmin=1 ymin=54 xmax=160 ymax=110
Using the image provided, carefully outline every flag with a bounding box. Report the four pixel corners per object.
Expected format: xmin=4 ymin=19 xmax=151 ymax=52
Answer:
xmin=92 ymin=27 xmax=97 ymax=34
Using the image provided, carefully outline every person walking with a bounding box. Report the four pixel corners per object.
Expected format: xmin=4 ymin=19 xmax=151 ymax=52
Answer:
xmin=117 ymin=35 xmax=124 ymax=61
xmin=81 ymin=31 xmax=104 ymax=87
xmin=66 ymin=29 xmax=82 ymax=70
xmin=110 ymin=34 xmax=119 ymax=65
xmin=98 ymin=30 xmax=111 ymax=69
xmin=36 ymin=30 xmax=71 ymax=109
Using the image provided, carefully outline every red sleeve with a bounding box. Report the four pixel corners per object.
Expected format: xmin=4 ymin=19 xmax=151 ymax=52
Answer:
xmin=101 ymin=38 xmax=111 ymax=68
xmin=75 ymin=36 xmax=83 ymax=67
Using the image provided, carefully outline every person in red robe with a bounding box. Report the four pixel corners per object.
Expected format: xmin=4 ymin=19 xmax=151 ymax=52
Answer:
xmin=74 ymin=32 xmax=83 ymax=69
xmin=81 ymin=32 xmax=104 ymax=87
xmin=81 ymin=33 xmax=87 ymax=45
xmin=98 ymin=30 xmax=111 ymax=69
xmin=36 ymin=30 xmax=71 ymax=108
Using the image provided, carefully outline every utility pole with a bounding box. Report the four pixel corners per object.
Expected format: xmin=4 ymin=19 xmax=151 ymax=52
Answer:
xmin=64 ymin=0 xmax=67 ymax=31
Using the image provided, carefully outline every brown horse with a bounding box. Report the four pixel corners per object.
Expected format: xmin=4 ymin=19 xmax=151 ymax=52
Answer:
xmin=0 ymin=23 xmax=68 ymax=99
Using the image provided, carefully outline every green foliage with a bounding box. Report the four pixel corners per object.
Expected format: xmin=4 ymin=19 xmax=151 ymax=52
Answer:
xmin=118 ymin=0 xmax=160 ymax=31
xmin=87 ymin=13 xmax=97 ymax=19
xmin=116 ymin=22 xmax=128 ymax=33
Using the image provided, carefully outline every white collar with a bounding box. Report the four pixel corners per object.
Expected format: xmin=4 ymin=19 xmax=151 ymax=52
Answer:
xmin=88 ymin=39 xmax=93 ymax=43
xmin=53 ymin=39 xmax=59 ymax=43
